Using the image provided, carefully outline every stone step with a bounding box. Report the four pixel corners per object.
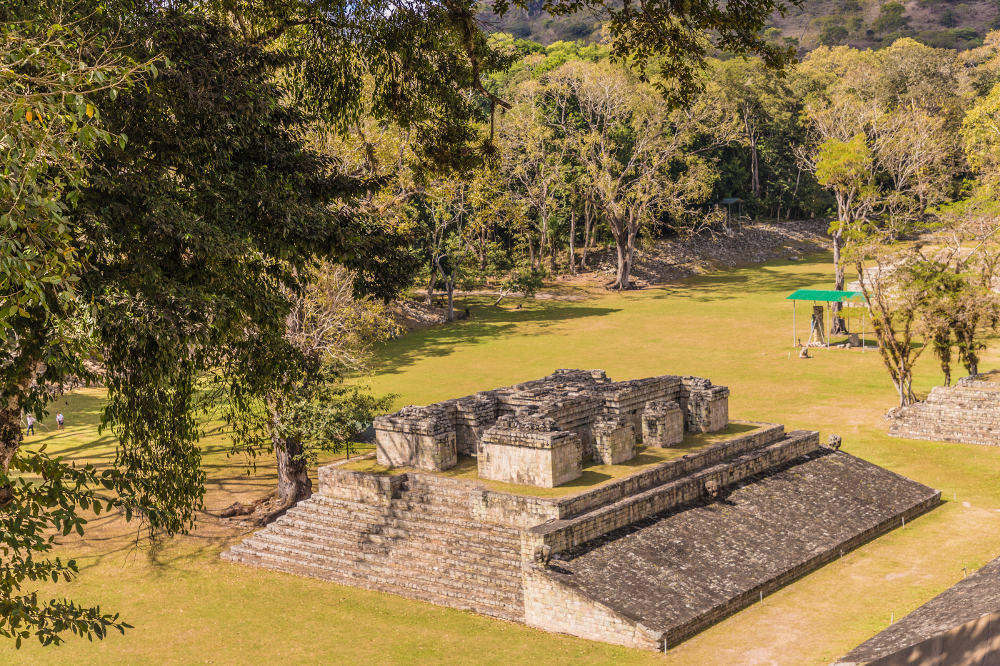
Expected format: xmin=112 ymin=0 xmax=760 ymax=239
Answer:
xmin=226 ymin=539 xmax=522 ymax=610
xmin=222 ymin=547 xmax=523 ymax=621
xmin=292 ymin=499 xmax=521 ymax=547
xmin=272 ymin=515 xmax=521 ymax=560
xmin=251 ymin=529 xmax=523 ymax=591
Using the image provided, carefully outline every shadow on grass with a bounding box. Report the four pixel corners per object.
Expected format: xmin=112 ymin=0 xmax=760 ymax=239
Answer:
xmin=376 ymin=301 xmax=622 ymax=375
xmin=651 ymin=264 xmax=835 ymax=302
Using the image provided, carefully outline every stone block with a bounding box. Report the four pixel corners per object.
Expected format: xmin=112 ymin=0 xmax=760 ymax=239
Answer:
xmin=682 ymin=378 xmax=730 ymax=433
xmin=592 ymin=415 xmax=636 ymax=465
xmin=374 ymin=405 xmax=457 ymax=470
xmin=641 ymin=399 xmax=684 ymax=447
xmin=478 ymin=415 xmax=582 ymax=488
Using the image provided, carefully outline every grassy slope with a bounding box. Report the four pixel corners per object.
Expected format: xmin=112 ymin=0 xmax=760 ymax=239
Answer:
xmin=5 ymin=251 xmax=1000 ymax=665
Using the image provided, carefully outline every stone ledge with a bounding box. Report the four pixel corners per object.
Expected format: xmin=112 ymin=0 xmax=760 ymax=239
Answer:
xmin=528 ymin=429 xmax=819 ymax=554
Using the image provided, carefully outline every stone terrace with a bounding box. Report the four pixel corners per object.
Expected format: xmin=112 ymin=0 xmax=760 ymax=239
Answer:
xmin=535 ymin=449 xmax=941 ymax=650
xmin=889 ymin=375 xmax=1000 ymax=446
xmin=836 ymin=556 xmax=1000 ymax=664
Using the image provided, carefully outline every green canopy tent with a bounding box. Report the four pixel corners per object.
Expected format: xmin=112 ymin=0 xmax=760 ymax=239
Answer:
xmin=786 ymin=289 xmax=868 ymax=349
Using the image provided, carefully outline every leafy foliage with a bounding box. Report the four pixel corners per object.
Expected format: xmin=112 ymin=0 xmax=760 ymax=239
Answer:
xmin=1 ymin=447 xmax=132 ymax=646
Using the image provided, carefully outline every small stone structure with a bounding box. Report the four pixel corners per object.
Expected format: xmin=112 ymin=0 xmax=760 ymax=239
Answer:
xmin=836 ymin=556 xmax=1000 ymax=664
xmin=478 ymin=415 xmax=582 ymax=488
xmin=592 ymin=416 xmax=636 ymax=465
xmin=373 ymin=369 xmax=730 ymax=488
xmin=224 ymin=369 xmax=941 ymax=653
xmin=641 ymin=399 xmax=684 ymax=447
xmin=889 ymin=375 xmax=1000 ymax=446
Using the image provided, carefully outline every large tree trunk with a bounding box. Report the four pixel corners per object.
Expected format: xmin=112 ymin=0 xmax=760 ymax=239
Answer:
xmin=568 ymin=209 xmax=576 ymax=275
xmin=0 ymin=404 xmax=21 ymax=506
xmin=610 ymin=225 xmax=636 ymax=290
xmin=273 ymin=431 xmax=312 ymax=508
xmin=581 ymin=198 xmax=593 ymax=269
xmin=831 ymin=226 xmax=847 ymax=334
xmin=614 ymin=241 xmax=630 ymax=290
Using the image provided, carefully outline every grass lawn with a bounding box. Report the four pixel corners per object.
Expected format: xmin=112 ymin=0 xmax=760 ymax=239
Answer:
xmin=6 ymin=251 xmax=1000 ymax=665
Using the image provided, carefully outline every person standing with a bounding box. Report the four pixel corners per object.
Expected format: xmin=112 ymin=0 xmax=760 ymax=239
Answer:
xmin=25 ymin=414 xmax=35 ymax=436
xmin=56 ymin=413 xmax=64 ymax=430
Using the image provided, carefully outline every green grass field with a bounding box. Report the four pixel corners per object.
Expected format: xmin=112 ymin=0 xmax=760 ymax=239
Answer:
xmin=5 ymin=251 xmax=1000 ymax=665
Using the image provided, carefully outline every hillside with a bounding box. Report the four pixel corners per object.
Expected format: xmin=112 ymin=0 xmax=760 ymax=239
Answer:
xmin=483 ymin=0 xmax=1000 ymax=53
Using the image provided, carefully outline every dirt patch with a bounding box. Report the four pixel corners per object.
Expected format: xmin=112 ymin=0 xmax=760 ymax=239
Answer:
xmin=389 ymin=299 xmax=450 ymax=332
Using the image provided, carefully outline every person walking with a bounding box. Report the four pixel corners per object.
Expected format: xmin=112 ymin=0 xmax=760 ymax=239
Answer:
xmin=56 ymin=413 xmax=64 ymax=430
xmin=25 ymin=414 xmax=35 ymax=436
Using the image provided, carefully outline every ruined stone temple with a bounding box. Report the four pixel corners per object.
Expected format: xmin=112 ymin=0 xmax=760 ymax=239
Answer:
xmin=223 ymin=369 xmax=941 ymax=651
xmin=890 ymin=374 xmax=1000 ymax=446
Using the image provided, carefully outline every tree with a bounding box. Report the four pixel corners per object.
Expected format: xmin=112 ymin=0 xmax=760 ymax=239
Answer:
xmin=538 ymin=60 xmax=734 ymax=289
xmin=2 ymin=5 xmax=386 ymax=647
xmin=813 ymin=134 xmax=878 ymax=310
xmin=1 ymin=0 xmax=156 ymax=646
xmin=800 ymin=41 xmax=960 ymax=332
xmin=873 ymin=2 xmax=910 ymax=35
xmin=228 ymin=263 xmax=398 ymax=520
xmin=852 ymin=241 xmax=928 ymax=407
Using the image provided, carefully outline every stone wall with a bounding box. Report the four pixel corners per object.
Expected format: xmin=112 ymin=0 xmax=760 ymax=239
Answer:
xmin=317 ymin=456 xmax=403 ymax=505
xmin=550 ymin=422 xmax=785 ymax=520
xmin=682 ymin=377 xmax=730 ymax=433
xmin=527 ymin=430 xmax=820 ymax=555
xmin=523 ymin=566 xmax=664 ymax=651
xmin=889 ymin=380 xmax=1000 ymax=446
xmin=478 ymin=415 xmax=583 ymax=488
xmin=374 ymin=405 xmax=457 ymax=470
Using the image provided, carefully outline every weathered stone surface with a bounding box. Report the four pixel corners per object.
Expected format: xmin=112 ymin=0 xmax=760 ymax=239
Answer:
xmin=592 ymin=416 xmax=636 ymax=465
xmin=889 ymin=378 xmax=1000 ymax=446
xmin=374 ymin=405 xmax=457 ymax=470
xmin=682 ymin=376 xmax=730 ymax=433
xmin=836 ymin=556 xmax=1000 ymax=665
xmin=536 ymin=449 xmax=940 ymax=649
xmin=224 ymin=373 xmax=939 ymax=655
xmin=371 ymin=369 xmax=730 ymax=474
xmin=641 ymin=399 xmax=684 ymax=447
xmin=478 ymin=415 xmax=583 ymax=488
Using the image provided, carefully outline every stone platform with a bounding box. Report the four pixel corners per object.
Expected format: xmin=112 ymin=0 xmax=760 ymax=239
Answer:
xmin=534 ymin=449 xmax=940 ymax=650
xmin=223 ymin=402 xmax=940 ymax=651
xmin=889 ymin=376 xmax=1000 ymax=446
xmin=836 ymin=556 xmax=1000 ymax=665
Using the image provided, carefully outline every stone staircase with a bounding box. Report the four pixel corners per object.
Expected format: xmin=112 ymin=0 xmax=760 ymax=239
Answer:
xmin=222 ymin=475 xmax=525 ymax=621
xmin=889 ymin=382 xmax=1000 ymax=446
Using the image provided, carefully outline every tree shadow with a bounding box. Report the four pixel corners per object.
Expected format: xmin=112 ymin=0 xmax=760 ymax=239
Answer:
xmin=375 ymin=300 xmax=622 ymax=375
xmin=650 ymin=263 xmax=836 ymax=303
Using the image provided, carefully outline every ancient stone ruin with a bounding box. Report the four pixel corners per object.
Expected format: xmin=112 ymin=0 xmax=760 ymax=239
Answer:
xmin=223 ymin=369 xmax=941 ymax=652
xmin=372 ymin=369 xmax=730 ymax=487
xmin=889 ymin=374 xmax=1000 ymax=446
